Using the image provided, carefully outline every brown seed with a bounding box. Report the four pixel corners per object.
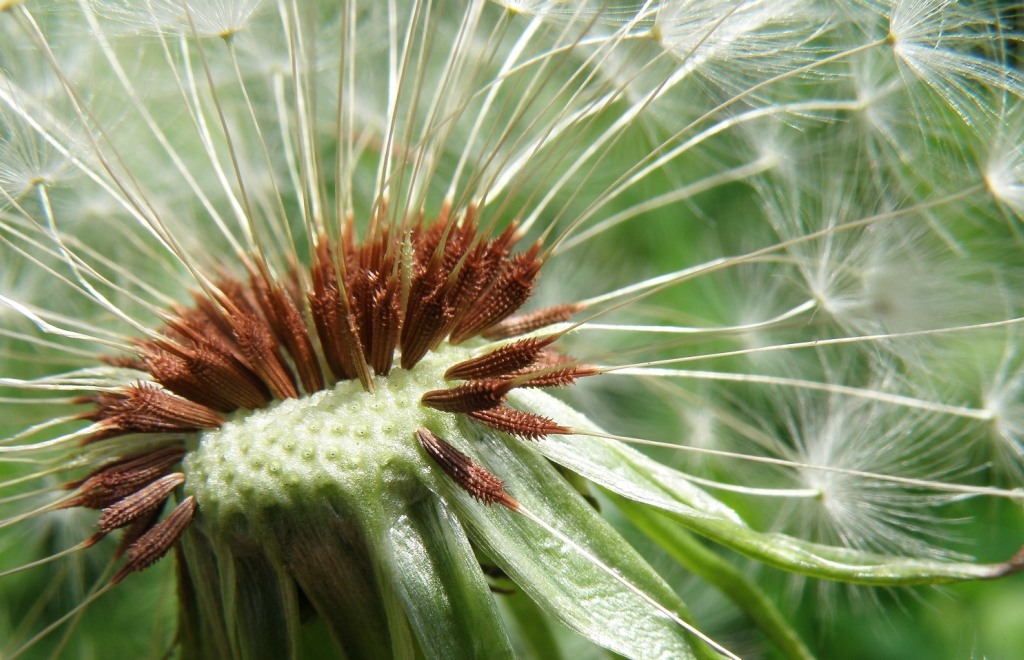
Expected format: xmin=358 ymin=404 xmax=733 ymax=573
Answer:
xmin=84 ymin=383 xmax=223 ymax=442
xmin=111 ymin=495 xmax=196 ymax=585
xmin=310 ymin=238 xmax=355 ymax=382
xmin=309 ymin=237 xmax=372 ymax=388
xmin=467 ymin=406 xmax=570 ymax=440
xmin=369 ymin=279 xmax=402 ymax=374
xmin=250 ymin=267 xmax=325 ymax=393
xmin=444 ymin=336 xmax=555 ymax=381
xmin=114 ymin=506 xmax=162 ymax=560
xmin=511 ymin=365 xmax=599 ymax=389
xmin=141 ymin=347 xmax=229 ymax=412
xmin=98 ymin=472 xmax=185 ymax=533
xmin=100 ymin=354 xmax=146 ymax=370
xmin=232 ymin=312 xmax=299 ymax=400
xmin=482 ymin=303 xmax=582 ymax=340
xmin=62 ymin=446 xmax=185 ymax=509
xmin=421 ymin=380 xmax=513 ymax=413
xmin=400 ymin=281 xmax=455 ymax=369
xmin=188 ymin=285 xmax=239 ymax=341
xmin=416 ymin=428 xmax=518 ymax=510
xmin=144 ymin=341 xmax=271 ymax=411
xmin=449 ymin=245 xmax=543 ymax=343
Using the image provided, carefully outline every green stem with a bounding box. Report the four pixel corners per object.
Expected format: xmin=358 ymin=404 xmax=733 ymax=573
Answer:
xmin=611 ymin=493 xmax=814 ymax=660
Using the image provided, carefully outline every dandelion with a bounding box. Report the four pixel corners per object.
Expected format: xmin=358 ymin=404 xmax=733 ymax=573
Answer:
xmin=1 ymin=1 xmax=1022 ymax=658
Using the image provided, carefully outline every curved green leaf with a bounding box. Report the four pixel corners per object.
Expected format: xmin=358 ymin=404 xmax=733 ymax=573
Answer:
xmin=612 ymin=495 xmax=813 ymax=660
xmin=218 ymin=546 xmax=301 ymax=660
xmin=431 ymin=420 xmax=713 ymax=660
xmin=378 ymin=495 xmax=516 ymax=659
xmin=512 ymin=389 xmax=1024 ymax=585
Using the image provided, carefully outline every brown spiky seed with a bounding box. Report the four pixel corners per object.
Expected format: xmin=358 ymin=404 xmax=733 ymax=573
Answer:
xmin=62 ymin=446 xmax=185 ymax=510
xmin=416 ymin=428 xmax=518 ymax=510
xmin=111 ymin=496 xmax=196 ymax=585
xmin=481 ymin=303 xmax=582 ymax=340
xmin=467 ymin=406 xmax=571 ymax=440
xmin=444 ymin=336 xmax=555 ymax=381
xmin=84 ymin=384 xmax=222 ymax=442
xmin=231 ymin=313 xmax=299 ymax=400
xmin=449 ymin=246 xmax=543 ymax=343
xmin=114 ymin=507 xmax=163 ymax=560
xmin=250 ymin=268 xmax=325 ymax=393
xmin=98 ymin=472 xmax=185 ymax=533
xmin=400 ymin=281 xmax=455 ymax=369
xmin=421 ymin=380 xmax=513 ymax=413
xmin=511 ymin=365 xmax=600 ymax=389
xmin=144 ymin=343 xmax=271 ymax=411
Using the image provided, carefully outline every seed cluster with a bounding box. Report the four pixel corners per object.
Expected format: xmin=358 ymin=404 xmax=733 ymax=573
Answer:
xmin=68 ymin=212 xmax=589 ymax=584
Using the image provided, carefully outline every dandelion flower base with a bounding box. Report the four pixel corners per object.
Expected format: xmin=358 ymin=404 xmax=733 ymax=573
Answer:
xmin=185 ymin=346 xmax=474 ymax=531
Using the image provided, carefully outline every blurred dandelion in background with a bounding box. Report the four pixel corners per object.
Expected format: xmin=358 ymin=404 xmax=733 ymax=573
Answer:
xmin=1 ymin=1 xmax=1023 ymax=658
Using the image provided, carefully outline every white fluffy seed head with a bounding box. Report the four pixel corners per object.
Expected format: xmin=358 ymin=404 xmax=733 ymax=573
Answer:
xmin=94 ymin=0 xmax=264 ymax=38
xmin=985 ymin=113 xmax=1024 ymax=214
xmin=759 ymin=166 xmax=1000 ymax=349
xmin=985 ymin=381 xmax=1024 ymax=464
xmin=492 ymin=0 xmax=656 ymax=23
xmin=769 ymin=384 xmax=967 ymax=557
xmin=653 ymin=0 xmax=828 ymax=83
xmin=889 ymin=0 xmax=1023 ymax=119
xmin=0 ymin=1 xmax=1022 ymax=655
xmin=0 ymin=114 xmax=76 ymax=196
xmin=978 ymin=339 xmax=1024 ymax=479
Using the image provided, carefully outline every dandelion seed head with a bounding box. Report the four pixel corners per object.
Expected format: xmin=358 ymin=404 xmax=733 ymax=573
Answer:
xmin=888 ymin=0 xmax=946 ymax=48
xmin=889 ymin=0 xmax=1022 ymax=120
xmin=986 ymin=384 xmax=1024 ymax=456
xmin=985 ymin=143 xmax=1024 ymax=215
xmin=762 ymin=168 xmax=996 ymax=345
xmin=740 ymin=119 xmax=795 ymax=179
xmin=653 ymin=0 xmax=823 ymax=81
xmin=0 ymin=119 xmax=75 ymax=197
xmin=676 ymin=403 xmax=722 ymax=470
xmin=493 ymin=0 xmax=575 ymax=15
xmin=774 ymin=388 xmax=966 ymax=557
xmin=95 ymin=0 xmax=264 ymax=39
xmin=1 ymin=0 xmax=1023 ymax=656
xmin=493 ymin=0 xmax=649 ymax=22
xmin=981 ymin=354 xmax=1024 ymax=476
xmin=845 ymin=48 xmax=910 ymax=145
xmin=853 ymin=233 xmax=977 ymax=333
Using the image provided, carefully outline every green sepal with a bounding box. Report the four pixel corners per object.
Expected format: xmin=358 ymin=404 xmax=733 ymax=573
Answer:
xmin=260 ymin=503 xmax=405 ymax=659
xmin=376 ymin=495 xmax=516 ymax=659
xmin=177 ymin=526 xmax=305 ymax=660
xmin=436 ymin=420 xmax=705 ymax=660
xmin=177 ymin=529 xmax=234 ymax=660
xmin=612 ymin=494 xmax=813 ymax=660
xmin=514 ymin=389 xmax=1024 ymax=585
xmin=499 ymin=588 xmax=566 ymax=659
xmin=217 ymin=544 xmax=301 ymax=660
